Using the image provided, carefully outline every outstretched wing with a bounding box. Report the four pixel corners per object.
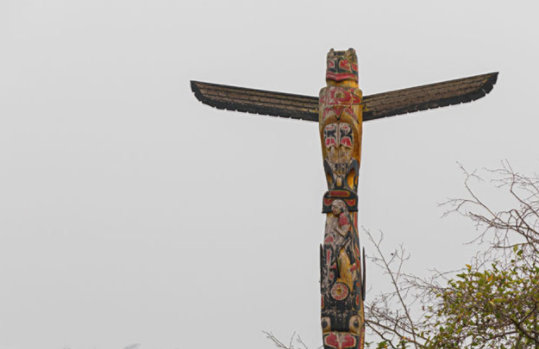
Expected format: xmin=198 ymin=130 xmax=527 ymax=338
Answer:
xmin=362 ymin=72 xmax=498 ymax=120
xmin=190 ymin=80 xmax=319 ymax=122
xmin=190 ymin=72 xmax=498 ymax=122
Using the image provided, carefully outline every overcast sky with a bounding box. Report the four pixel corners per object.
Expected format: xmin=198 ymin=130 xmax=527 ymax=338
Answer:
xmin=1 ymin=1 xmax=538 ymax=348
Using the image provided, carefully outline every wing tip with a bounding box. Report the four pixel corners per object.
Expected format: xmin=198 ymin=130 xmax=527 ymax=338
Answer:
xmin=190 ymin=80 xmax=205 ymax=104
xmin=190 ymin=80 xmax=228 ymax=112
xmin=482 ymin=72 xmax=499 ymax=95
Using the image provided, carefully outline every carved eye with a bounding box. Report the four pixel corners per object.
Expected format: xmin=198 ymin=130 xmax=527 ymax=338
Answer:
xmin=349 ymin=315 xmax=361 ymax=333
xmin=321 ymin=317 xmax=331 ymax=332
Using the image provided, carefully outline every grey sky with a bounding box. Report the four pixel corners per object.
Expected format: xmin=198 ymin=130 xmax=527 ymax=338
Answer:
xmin=0 ymin=0 xmax=538 ymax=348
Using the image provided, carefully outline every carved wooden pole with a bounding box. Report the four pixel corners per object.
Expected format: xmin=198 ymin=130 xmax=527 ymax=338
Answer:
xmin=319 ymin=49 xmax=365 ymax=349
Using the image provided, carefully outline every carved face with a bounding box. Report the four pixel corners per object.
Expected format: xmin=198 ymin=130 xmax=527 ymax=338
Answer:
xmin=331 ymin=200 xmax=347 ymax=216
xmin=326 ymin=49 xmax=358 ymax=82
xmin=331 ymin=201 xmax=342 ymax=216
xmin=324 ymin=122 xmax=355 ymax=188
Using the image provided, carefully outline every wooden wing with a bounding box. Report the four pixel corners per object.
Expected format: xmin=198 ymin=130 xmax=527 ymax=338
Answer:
xmin=362 ymin=72 xmax=498 ymax=120
xmin=190 ymin=72 xmax=498 ymax=122
xmin=190 ymin=80 xmax=319 ymax=122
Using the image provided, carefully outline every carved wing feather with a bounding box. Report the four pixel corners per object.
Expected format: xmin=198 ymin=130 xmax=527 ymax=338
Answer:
xmin=190 ymin=81 xmax=319 ymax=122
xmin=362 ymin=72 xmax=498 ymax=120
xmin=190 ymin=72 xmax=497 ymax=122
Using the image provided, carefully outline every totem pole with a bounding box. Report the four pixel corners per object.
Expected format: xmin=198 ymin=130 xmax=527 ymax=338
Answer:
xmin=319 ymin=49 xmax=365 ymax=349
xmin=190 ymin=49 xmax=497 ymax=349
